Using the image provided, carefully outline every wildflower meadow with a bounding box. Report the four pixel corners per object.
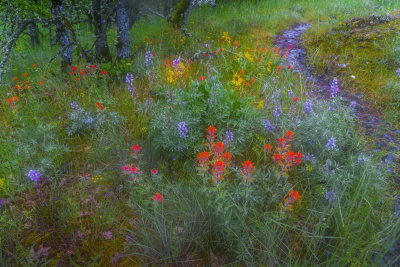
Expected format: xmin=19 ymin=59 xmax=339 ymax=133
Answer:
xmin=1 ymin=0 xmax=400 ymax=265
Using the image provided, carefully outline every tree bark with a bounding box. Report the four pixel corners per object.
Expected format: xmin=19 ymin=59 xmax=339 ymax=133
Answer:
xmin=172 ymin=0 xmax=195 ymax=29
xmin=51 ymin=0 xmax=73 ymax=72
xmin=27 ymin=22 xmax=40 ymax=47
xmin=92 ymin=0 xmax=111 ymax=62
xmin=116 ymin=0 xmax=130 ymax=61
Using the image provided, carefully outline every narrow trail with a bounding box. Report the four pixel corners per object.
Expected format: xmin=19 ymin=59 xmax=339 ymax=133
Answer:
xmin=274 ymin=23 xmax=400 ymax=264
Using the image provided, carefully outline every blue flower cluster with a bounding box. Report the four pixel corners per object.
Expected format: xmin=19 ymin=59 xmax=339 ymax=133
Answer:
xmin=177 ymin=122 xmax=188 ymax=138
xmin=28 ymin=169 xmax=42 ymax=182
xmin=326 ymin=138 xmax=336 ymax=150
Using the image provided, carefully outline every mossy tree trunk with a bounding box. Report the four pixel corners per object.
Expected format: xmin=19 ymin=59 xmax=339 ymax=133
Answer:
xmin=92 ymin=0 xmax=112 ymax=62
xmin=172 ymin=0 xmax=194 ymax=28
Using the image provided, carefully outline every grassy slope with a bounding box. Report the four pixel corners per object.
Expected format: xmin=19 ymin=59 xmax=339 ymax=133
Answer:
xmin=1 ymin=0 xmax=400 ymax=265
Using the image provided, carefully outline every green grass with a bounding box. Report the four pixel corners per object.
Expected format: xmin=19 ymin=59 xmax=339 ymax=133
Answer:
xmin=1 ymin=0 xmax=400 ymax=265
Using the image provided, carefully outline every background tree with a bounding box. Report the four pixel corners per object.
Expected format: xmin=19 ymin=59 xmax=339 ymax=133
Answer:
xmin=92 ymin=0 xmax=112 ymax=62
xmin=51 ymin=0 xmax=73 ymax=71
xmin=116 ymin=0 xmax=130 ymax=60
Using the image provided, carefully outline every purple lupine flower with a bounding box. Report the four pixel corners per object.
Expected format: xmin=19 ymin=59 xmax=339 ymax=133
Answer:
xmin=263 ymin=119 xmax=275 ymax=133
xmin=326 ymin=138 xmax=336 ymax=150
xmin=396 ymin=68 xmax=400 ymax=78
xmin=224 ymin=131 xmax=234 ymax=145
xmin=305 ymin=99 xmax=313 ymax=114
xmin=350 ymin=101 xmax=356 ymax=108
xmin=145 ymin=51 xmax=154 ymax=66
xmin=28 ymin=169 xmax=42 ymax=182
xmin=87 ymin=117 xmax=94 ymax=124
xmin=325 ymin=191 xmax=337 ymax=201
xmin=288 ymin=90 xmax=294 ymax=98
xmin=330 ymin=77 xmax=339 ymax=97
xmin=358 ymin=155 xmax=366 ymax=163
xmin=126 ymin=73 xmax=136 ymax=97
xmin=172 ymin=57 xmax=181 ymax=68
xmin=273 ymin=101 xmax=282 ymax=117
xmin=305 ymin=153 xmax=315 ymax=161
xmin=177 ymin=122 xmax=188 ymax=138
xmin=0 ymin=198 xmax=5 ymax=209
xmin=71 ymin=101 xmax=78 ymax=109
xmin=126 ymin=232 xmax=134 ymax=242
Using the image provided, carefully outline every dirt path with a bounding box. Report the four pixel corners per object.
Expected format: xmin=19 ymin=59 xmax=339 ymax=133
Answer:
xmin=274 ymin=23 xmax=400 ymax=265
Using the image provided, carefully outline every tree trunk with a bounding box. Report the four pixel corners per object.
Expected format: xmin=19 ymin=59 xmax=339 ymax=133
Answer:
xmin=51 ymin=0 xmax=73 ymax=72
xmin=172 ymin=0 xmax=195 ymax=28
xmin=116 ymin=0 xmax=130 ymax=61
xmin=27 ymin=22 xmax=40 ymax=47
xmin=92 ymin=0 xmax=111 ymax=62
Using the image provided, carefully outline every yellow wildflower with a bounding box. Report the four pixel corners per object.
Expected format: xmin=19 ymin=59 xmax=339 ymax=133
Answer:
xmin=221 ymin=32 xmax=231 ymax=44
xmin=244 ymin=52 xmax=253 ymax=61
xmin=306 ymin=164 xmax=313 ymax=172
xmin=166 ymin=69 xmax=177 ymax=83
xmin=266 ymin=61 xmax=272 ymax=72
xmin=0 ymin=178 xmax=4 ymax=187
xmin=232 ymin=74 xmax=244 ymax=86
xmin=257 ymin=100 xmax=264 ymax=110
xmin=235 ymin=53 xmax=242 ymax=61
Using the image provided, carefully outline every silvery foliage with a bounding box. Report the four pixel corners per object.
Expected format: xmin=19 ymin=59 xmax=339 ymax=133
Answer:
xmin=10 ymin=122 xmax=69 ymax=176
xmin=67 ymin=105 xmax=122 ymax=136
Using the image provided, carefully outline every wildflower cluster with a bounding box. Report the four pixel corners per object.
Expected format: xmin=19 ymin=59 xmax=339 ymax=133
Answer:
xmin=267 ymin=131 xmax=303 ymax=175
xmin=280 ymin=190 xmax=301 ymax=212
xmin=197 ymin=126 xmax=254 ymax=186
xmin=67 ymin=64 xmax=107 ymax=81
xmin=326 ymin=137 xmax=336 ymax=150
xmin=91 ymin=174 xmax=104 ymax=183
xmin=28 ymin=169 xmax=42 ymax=182
xmin=95 ymin=102 xmax=104 ymax=110
xmin=221 ymin=32 xmax=231 ymax=44
xmin=165 ymin=57 xmax=189 ymax=83
xmin=330 ymin=77 xmax=339 ymax=97
xmin=7 ymin=96 xmax=18 ymax=112
xmin=121 ymin=145 xmax=143 ymax=182
xmin=145 ymin=51 xmax=156 ymax=67
xmin=126 ymin=73 xmax=136 ymax=97
xmin=197 ymin=126 xmax=232 ymax=184
xmin=13 ymin=72 xmax=36 ymax=90
xmin=242 ymin=160 xmax=255 ymax=185
xmin=304 ymin=99 xmax=313 ymax=114
xmin=177 ymin=122 xmax=189 ymax=138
